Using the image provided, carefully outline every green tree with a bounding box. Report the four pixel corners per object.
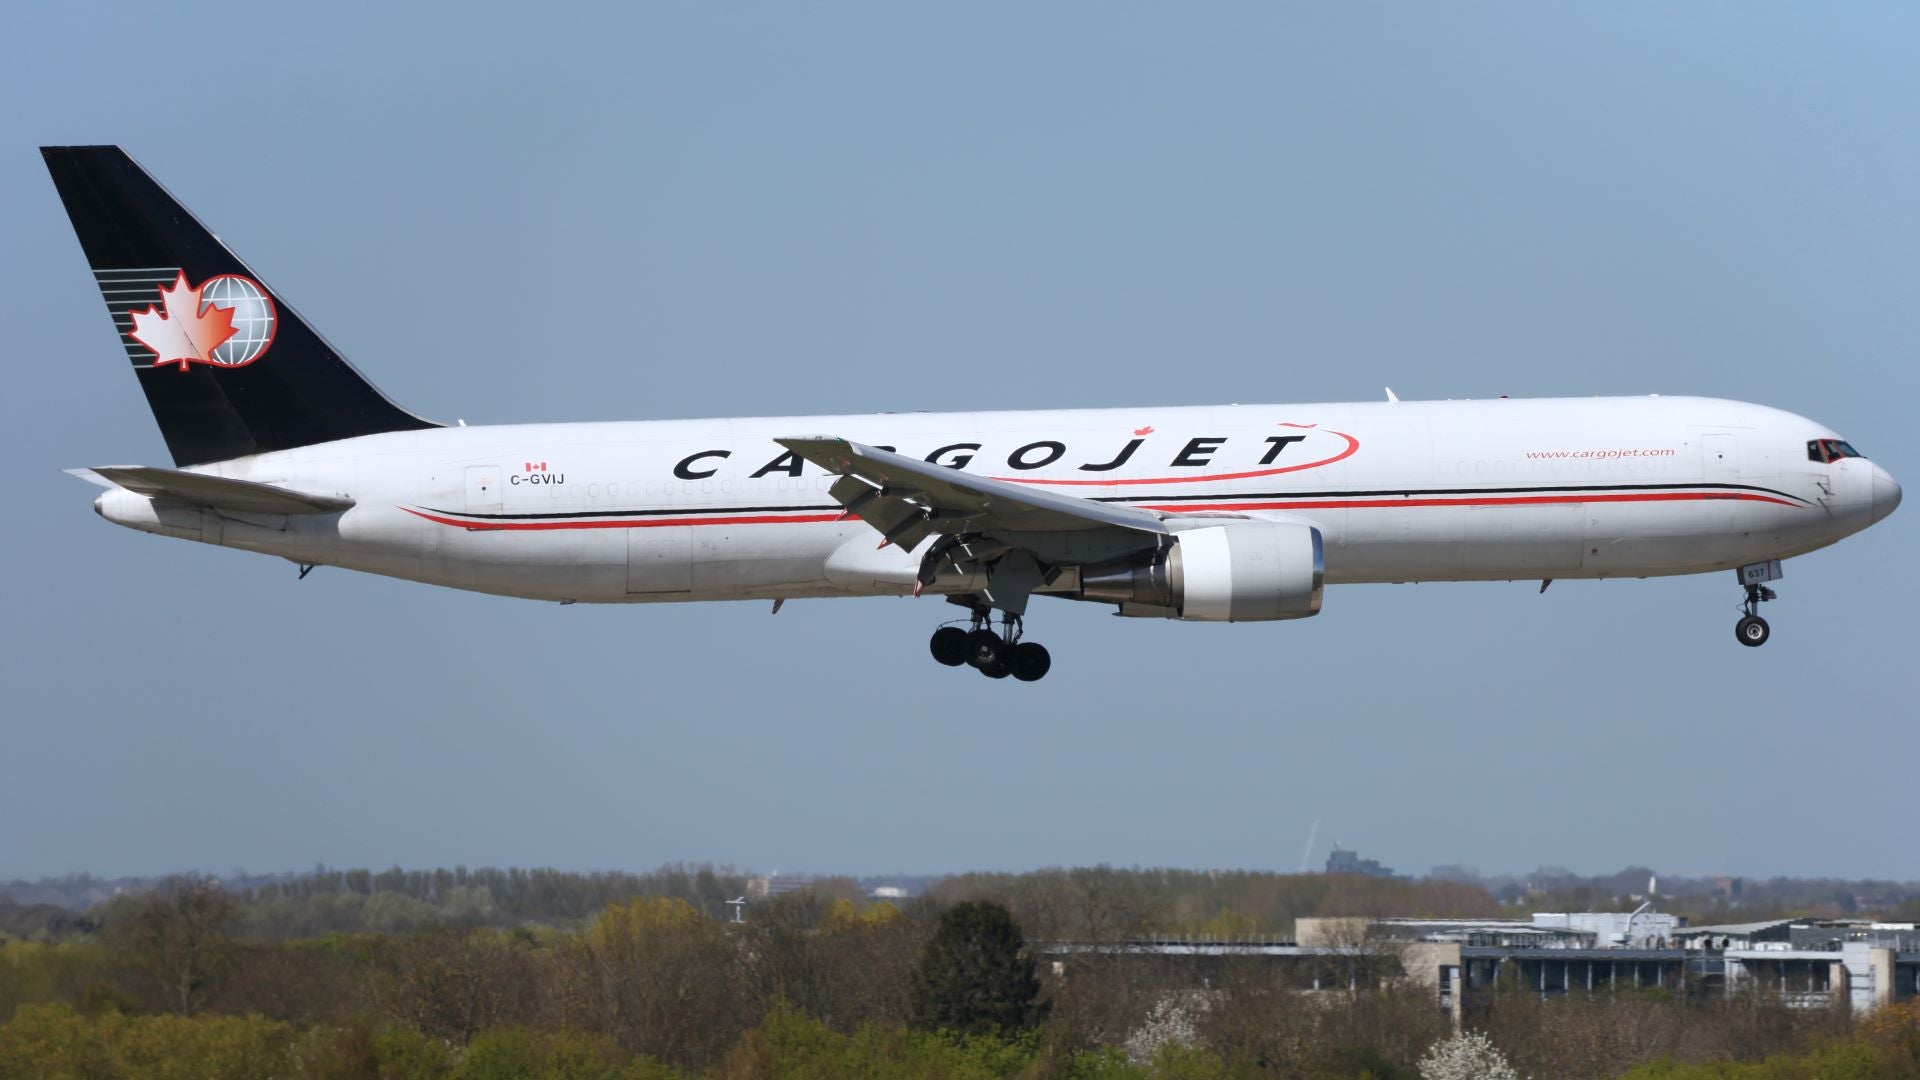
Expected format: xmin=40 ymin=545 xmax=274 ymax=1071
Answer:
xmin=907 ymin=901 xmax=1045 ymax=1038
xmin=103 ymin=876 xmax=241 ymax=1016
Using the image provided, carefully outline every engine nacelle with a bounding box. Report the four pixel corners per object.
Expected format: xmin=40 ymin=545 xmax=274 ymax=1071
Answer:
xmin=1076 ymin=522 xmax=1323 ymax=621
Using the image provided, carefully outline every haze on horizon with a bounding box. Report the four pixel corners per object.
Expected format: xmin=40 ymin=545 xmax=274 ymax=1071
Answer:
xmin=0 ymin=3 xmax=1912 ymax=883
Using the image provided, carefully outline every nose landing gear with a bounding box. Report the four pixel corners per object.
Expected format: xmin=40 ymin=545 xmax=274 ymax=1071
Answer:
xmin=1730 ymin=561 xmax=1785 ymax=648
xmin=927 ymin=604 xmax=1052 ymax=682
xmin=1735 ymin=582 xmax=1775 ymax=648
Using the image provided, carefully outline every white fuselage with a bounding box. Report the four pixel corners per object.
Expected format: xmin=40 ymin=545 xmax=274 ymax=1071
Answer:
xmin=94 ymin=395 xmax=1896 ymax=606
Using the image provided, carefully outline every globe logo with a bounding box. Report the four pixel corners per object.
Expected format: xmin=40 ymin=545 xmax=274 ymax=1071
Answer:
xmin=199 ymin=274 xmax=277 ymax=366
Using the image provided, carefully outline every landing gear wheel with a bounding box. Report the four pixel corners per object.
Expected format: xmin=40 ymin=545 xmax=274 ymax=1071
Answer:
xmin=980 ymin=660 xmax=1011 ymax=679
xmin=929 ymin=626 xmax=969 ymax=667
xmin=1734 ymin=578 xmax=1776 ymax=648
xmin=965 ymin=629 xmax=1005 ymax=669
xmin=1009 ymin=642 xmax=1051 ymax=682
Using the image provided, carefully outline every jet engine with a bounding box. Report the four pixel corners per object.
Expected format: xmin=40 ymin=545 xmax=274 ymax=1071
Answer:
xmin=1074 ymin=521 xmax=1323 ymax=621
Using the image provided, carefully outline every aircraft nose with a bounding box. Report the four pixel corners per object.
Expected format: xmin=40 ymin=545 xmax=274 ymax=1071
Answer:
xmin=1872 ymin=463 xmax=1902 ymax=524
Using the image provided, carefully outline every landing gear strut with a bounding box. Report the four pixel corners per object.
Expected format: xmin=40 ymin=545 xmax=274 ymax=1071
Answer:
xmin=1735 ymin=582 xmax=1775 ymax=648
xmin=927 ymin=603 xmax=1051 ymax=682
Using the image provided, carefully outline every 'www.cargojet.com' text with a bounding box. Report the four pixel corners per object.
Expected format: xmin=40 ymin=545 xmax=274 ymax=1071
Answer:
xmin=1525 ymin=448 xmax=1678 ymax=460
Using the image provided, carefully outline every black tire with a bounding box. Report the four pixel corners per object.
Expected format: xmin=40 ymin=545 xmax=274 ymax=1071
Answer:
xmin=1735 ymin=615 xmax=1770 ymax=648
xmin=1009 ymin=641 xmax=1052 ymax=682
xmin=929 ymin=626 xmax=970 ymax=666
xmin=966 ymin=629 xmax=1004 ymax=669
xmin=980 ymin=661 xmax=1011 ymax=679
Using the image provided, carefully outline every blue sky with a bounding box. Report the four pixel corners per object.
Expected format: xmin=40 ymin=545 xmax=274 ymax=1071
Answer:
xmin=1 ymin=3 xmax=1912 ymax=882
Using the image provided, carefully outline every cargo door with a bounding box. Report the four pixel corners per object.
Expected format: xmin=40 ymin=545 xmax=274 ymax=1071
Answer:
xmin=1463 ymin=504 xmax=1585 ymax=574
xmin=627 ymin=526 xmax=692 ymax=593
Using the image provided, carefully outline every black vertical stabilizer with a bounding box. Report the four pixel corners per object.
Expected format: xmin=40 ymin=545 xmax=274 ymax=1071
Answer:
xmin=42 ymin=146 xmax=438 ymax=466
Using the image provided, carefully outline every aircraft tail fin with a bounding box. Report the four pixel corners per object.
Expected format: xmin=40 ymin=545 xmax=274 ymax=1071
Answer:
xmin=41 ymin=145 xmax=437 ymax=467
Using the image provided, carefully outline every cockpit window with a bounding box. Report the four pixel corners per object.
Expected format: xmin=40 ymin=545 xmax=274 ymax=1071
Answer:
xmin=1808 ymin=438 xmax=1864 ymax=464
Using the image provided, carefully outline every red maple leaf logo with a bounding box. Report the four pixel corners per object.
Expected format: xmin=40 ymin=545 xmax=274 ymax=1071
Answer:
xmin=1133 ymin=425 xmax=1154 ymax=436
xmin=128 ymin=272 xmax=238 ymax=371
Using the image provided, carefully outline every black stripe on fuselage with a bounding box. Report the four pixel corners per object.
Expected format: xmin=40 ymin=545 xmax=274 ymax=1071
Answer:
xmin=416 ymin=479 xmax=1810 ymax=522
xmin=426 ymin=503 xmax=844 ymax=520
xmin=1099 ymin=480 xmax=1811 ymax=506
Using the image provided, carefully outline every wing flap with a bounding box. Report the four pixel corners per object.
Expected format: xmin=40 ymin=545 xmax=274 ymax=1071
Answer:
xmin=72 ymin=466 xmax=354 ymax=515
xmin=825 ymin=475 xmax=936 ymax=550
xmin=781 ymin=437 xmax=1167 ymax=538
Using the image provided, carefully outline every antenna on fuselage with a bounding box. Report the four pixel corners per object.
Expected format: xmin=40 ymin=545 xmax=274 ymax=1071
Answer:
xmin=1384 ymin=387 xmax=1399 ymax=403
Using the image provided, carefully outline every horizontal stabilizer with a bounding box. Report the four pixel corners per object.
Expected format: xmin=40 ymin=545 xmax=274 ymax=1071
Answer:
xmin=69 ymin=466 xmax=353 ymax=515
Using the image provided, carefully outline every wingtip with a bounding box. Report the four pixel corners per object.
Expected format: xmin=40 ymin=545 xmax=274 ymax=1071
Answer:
xmin=64 ymin=467 xmax=114 ymax=488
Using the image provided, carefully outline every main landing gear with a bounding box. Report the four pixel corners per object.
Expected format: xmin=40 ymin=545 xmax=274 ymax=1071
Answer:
xmin=929 ymin=606 xmax=1051 ymax=682
xmin=1735 ymin=582 xmax=1775 ymax=648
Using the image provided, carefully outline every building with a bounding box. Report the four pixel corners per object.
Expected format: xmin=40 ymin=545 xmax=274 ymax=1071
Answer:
xmin=744 ymin=874 xmax=816 ymax=899
xmin=1727 ymin=921 xmax=1919 ymax=1013
xmin=1045 ymin=913 xmax=1919 ymax=1027
xmin=1324 ymin=845 xmax=1396 ymax=878
xmin=1672 ymin=918 xmax=1796 ymax=950
xmin=1330 ymin=914 xmax=1920 ymax=1022
xmin=1304 ymin=911 xmax=1680 ymax=950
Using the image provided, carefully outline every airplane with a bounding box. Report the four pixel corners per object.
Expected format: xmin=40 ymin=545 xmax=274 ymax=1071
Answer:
xmin=43 ymin=146 xmax=1901 ymax=682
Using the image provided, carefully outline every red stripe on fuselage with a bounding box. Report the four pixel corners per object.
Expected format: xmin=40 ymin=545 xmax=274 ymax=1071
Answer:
xmin=1136 ymin=491 xmax=1798 ymax=513
xmin=402 ymin=489 xmax=1796 ymax=532
xmin=400 ymin=507 xmax=846 ymax=531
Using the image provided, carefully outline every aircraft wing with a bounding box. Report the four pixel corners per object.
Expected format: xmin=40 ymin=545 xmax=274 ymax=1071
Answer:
xmin=776 ymin=436 xmax=1167 ymax=553
xmin=69 ymin=466 xmax=354 ymax=515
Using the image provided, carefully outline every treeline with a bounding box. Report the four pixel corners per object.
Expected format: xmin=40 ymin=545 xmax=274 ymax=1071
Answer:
xmin=10 ymin=863 xmax=1919 ymax=935
xmin=929 ymin=867 xmax=1501 ymax=941
xmin=3 ymin=876 xmax=1917 ymax=1078
xmin=1 ymin=864 xmax=756 ymax=923
xmin=0 ymin=899 xmax=95 ymax=943
xmin=237 ymin=863 xmax=753 ymax=938
xmin=1661 ymin=876 xmax=1920 ymax=924
xmin=244 ymin=864 xmax=748 ymax=913
xmin=8 ymin=862 xmax=1918 ymax=955
xmin=1434 ymin=864 xmax=1920 ymax=924
xmin=5 ymin=865 xmax=1513 ymax=945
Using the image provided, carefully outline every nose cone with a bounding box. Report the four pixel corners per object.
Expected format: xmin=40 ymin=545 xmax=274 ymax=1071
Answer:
xmin=1872 ymin=463 xmax=1902 ymax=524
